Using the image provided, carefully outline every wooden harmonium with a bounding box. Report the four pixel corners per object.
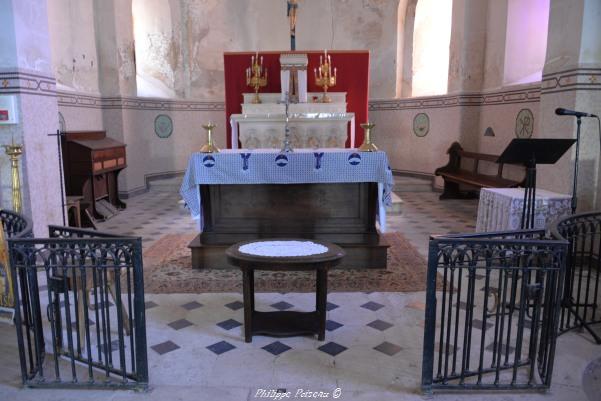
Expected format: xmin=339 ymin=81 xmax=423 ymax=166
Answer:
xmin=62 ymin=131 xmax=127 ymax=226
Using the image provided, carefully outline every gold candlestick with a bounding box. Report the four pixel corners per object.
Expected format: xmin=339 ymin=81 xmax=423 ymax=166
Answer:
xmin=3 ymin=144 xmax=23 ymax=212
xmin=314 ymin=50 xmax=337 ymax=103
xmin=358 ymin=122 xmax=378 ymax=152
xmin=200 ymin=122 xmax=220 ymax=153
xmin=0 ymin=224 xmax=14 ymax=309
xmin=246 ymin=52 xmax=268 ymax=104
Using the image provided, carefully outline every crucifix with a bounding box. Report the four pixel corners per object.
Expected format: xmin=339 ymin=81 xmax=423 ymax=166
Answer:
xmin=287 ymin=0 xmax=298 ymax=51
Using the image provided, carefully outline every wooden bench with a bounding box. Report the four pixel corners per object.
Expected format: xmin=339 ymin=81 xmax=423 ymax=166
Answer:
xmin=435 ymin=142 xmax=525 ymax=199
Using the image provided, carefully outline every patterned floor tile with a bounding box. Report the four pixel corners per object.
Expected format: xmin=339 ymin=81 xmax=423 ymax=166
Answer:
xmin=168 ymin=318 xmax=194 ymax=330
xmin=318 ymin=341 xmax=348 ymax=356
xmin=206 ymin=340 xmax=236 ymax=355
xmin=225 ymin=301 xmax=244 ymax=311
xmin=270 ymin=301 xmax=294 ymax=311
xmin=145 ymin=301 xmax=159 ymax=309
xmin=216 ymin=319 xmax=242 ymax=330
xmin=151 ymin=340 xmax=180 ymax=355
xmin=181 ymin=301 xmax=203 ymax=310
xmin=360 ymin=301 xmax=385 ymax=311
xmin=326 ymin=302 xmax=339 ymax=311
xmin=373 ymin=341 xmax=402 ymax=356
xmin=367 ymin=319 xmax=393 ymax=331
xmin=262 ymin=341 xmax=291 ymax=356
xmin=326 ymin=320 xmax=343 ymax=331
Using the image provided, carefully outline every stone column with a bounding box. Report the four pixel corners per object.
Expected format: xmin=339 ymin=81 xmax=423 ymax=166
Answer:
xmin=538 ymin=0 xmax=601 ymax=211
xmin=0 ymin=0 xmax=63 ymax=235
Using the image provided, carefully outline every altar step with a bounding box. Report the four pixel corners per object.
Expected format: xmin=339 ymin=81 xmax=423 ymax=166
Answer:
xmin=148 ymin=176 xmax=183 ymax=192
xmin=392 ymin=175 xmax=433 ymax=193
xmin=387 ymin=192 xmax=403 ymax=216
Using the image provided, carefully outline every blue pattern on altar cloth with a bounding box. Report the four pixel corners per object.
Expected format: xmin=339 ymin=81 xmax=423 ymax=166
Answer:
xmin=180 ymin=148 xmax=395 ymax=232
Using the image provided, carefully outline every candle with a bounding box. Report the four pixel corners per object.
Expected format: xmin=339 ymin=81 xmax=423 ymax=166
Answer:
xmin=251 ymin=55 xmax=254 ymax=65
xmin=325 ymin=49 xmax=328 ymax=58
xmin=334 ymin=67 xmax=337 ymax=77
xmin=314 ymin=67 xmax=317 ymax=78
xmin=328 ymin=55 xmax=331 ymax=64
xmin=320 ymin=55 xmax=323 ymax=65
xmin=261 ymin=56 xmax=263 ymax=65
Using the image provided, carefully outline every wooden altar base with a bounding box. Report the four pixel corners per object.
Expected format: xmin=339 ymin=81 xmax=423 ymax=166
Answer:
xmin=189 ymin=234 xmax=389 ymax=270
xmin=189 ymin=182 xmax=389 ymax=270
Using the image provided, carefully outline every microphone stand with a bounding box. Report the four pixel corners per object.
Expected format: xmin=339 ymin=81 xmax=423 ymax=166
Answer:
xmin=571 ymin=116 xmax=582 ymax=214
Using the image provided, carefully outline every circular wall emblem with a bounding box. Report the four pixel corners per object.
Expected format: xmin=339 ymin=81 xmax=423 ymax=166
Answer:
xmin=348 ymin=153 xmax=361 ymax=165
xmin=275 ymin=154 xmax=289 ymax=167
xmin=515 ymin=108 xmax=534 ymax=138
xmin=154 ymin=114 xmax=173 ymax=138
xmin=58 ymin=112 xmax=66 ymax=133
xmin=413 ymin=113 xmax=430 ymax=137
xmin=202 ymin=155 xmax=215 ymax=167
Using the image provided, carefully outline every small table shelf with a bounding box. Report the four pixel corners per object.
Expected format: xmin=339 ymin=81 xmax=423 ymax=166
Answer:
xmin=226 ymin=239 xmax=345 ymax=343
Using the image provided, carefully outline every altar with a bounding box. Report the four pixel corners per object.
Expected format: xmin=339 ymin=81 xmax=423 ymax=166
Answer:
xmin=180 ymin=149 xmax=394 ymax=269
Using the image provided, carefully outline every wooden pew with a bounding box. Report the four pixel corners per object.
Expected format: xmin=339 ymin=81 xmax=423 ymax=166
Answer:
xmin=435 ymin=142 xmax=525 ymax=199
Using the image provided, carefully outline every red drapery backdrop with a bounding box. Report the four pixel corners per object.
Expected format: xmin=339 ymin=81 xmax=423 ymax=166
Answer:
xmin=223 ymin=50 xmax=369 ymax=148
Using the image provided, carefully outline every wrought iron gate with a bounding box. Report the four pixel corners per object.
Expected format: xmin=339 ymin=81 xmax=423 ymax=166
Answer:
xmin=8 ymin=226 xmax=148 ymax=389
xmin=551 ymin=212 xmax=601 ymax=344
xmin=421 ymin=230 xmax=567 ymax=392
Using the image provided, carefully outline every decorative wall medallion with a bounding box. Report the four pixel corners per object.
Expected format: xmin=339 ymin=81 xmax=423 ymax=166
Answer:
xmin=515 ymin=108 xmax=534 ymax=138
xmin=484 ymin=127 xmax=495 ymax=137
xmin=413 ymin=113 xmax=429 ymax=137
xmin=58 ymin=112 xmax=66 ymax=133
xmin=154 ymin=114 xmax=173 ymax=138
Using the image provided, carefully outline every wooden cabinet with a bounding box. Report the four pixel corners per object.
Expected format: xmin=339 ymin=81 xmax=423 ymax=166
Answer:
xmin=61 ymin=131 xmax=127 ymax=225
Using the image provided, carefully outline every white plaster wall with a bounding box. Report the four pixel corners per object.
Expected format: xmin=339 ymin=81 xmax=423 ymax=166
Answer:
xmin=47 ymin=0 xmax=100 ymax=93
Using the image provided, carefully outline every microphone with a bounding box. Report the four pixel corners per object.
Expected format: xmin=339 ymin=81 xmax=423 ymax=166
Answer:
xmin=555 ymin=108 xmax=598 ymax=118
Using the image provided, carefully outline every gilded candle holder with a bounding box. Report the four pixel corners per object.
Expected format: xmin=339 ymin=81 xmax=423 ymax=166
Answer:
xmin=3 ymin=144 xmax=23 ymax=212
xmin=358 ymin=122 xmax=378 ymax=152
xmin=200 ymin=122 xmax=220 ymax=153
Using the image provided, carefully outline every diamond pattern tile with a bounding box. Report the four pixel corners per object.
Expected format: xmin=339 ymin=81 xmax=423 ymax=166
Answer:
xmin=318 ymin=342 xmax=347 ymax=356
xmin=168 ymin=318 xmax=194 ymax=330
xmin=367 ymin=319 xmax=393 ymax=331
xmin=360 ymin=301 xmax=384 ymax=311
xmin=374 ymin=342 xmax=402 ymax=356
xmin=151 ymin=340 xmax=180 ymax=355
xmin=270 ymin=301 xmax=293 ymax=311
xmin=181 ymin=301 xmax=203 ymax=310
xmin=225 ymin=301 xmax=244 ymax=311
xmin=472 ymin=319 xmax=493 ymax=331
xmin=326 ymin=320 xmax=343 ymax=331
xmin=485 ymin=342 xmax=515 ymax=355
xmin=207 ymin=341 xmax=236 ymax=355
xmin=99 ymin=339 xmax=121 ymax=354
xmin=216 ymin=319 xmax=242 ymax=330
xmin=262 ymin=341 xmax=291 ymax=356
xmin=145 ymin=301 xmax=158 ymax=309
xmin=326 ymin=302 xmax=339 ymax=311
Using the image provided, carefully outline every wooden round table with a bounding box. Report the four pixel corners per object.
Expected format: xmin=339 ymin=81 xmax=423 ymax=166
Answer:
xmin=226 ymin=239 xmax=345 ymax=343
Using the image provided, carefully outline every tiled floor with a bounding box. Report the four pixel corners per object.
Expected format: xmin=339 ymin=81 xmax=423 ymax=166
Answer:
xmin=0 ymin=175 xmax=599 ymax=401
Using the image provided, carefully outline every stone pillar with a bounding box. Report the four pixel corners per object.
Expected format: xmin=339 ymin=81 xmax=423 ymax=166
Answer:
xmin=538 ymin=0 xmax=601 ymax=211
xmin=0 ymin=0 xmax=63 ymax=235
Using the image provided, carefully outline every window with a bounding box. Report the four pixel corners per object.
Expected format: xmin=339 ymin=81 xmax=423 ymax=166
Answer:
xmin=503 ymin=0 xmax=550 ymax=86
xmin=411 ymin=0 xmax=453 ymax=97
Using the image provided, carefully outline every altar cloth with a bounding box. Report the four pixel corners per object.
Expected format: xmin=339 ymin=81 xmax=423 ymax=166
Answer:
xmin=180 ymin=148 xmax=394 ymax=232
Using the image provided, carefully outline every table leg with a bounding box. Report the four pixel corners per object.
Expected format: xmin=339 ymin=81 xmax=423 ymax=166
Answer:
xmin=249 ymin=269 xmax=255 ymax=311
xmin=242 ymin=269 xmax=253 ymax=343
xmin=316 ymin=269 xmax=328 ymax=341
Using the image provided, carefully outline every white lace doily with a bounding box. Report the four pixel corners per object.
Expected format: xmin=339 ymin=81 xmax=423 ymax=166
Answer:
xmin=238 ymin=240 xmax=328 ymax=257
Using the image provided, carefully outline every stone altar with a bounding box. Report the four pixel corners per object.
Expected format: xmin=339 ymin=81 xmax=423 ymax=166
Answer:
xmin=230 ymin=92 xmax=354 ymax=149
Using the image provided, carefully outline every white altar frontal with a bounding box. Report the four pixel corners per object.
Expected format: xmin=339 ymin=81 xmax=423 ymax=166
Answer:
xmin=230 ymin=53 xmax=355 ymax=149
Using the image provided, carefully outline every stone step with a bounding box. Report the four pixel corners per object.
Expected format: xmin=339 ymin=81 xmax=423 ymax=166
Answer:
xmin=387 ymin=192 xmax=403 ymax=215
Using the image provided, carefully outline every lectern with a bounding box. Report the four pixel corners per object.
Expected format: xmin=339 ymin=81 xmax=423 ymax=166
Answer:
xmin=497 ymin=139 xmax=575 ymax=229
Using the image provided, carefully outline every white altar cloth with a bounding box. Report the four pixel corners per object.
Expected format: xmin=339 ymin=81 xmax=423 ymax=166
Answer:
xmin=180 ymin=148 xmax=394 ymax=232
xmin=476 ymin=188 xmax=571 ymax=232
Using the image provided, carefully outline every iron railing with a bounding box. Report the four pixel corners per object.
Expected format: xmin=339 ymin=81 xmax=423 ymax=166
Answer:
xmin=422 ymin=230 xmax=568 ymax=392
xmin=8 ymin=226 xmax=148 ymax=389
xmin=550 ymin=212 xmax=601 ymax=344
xmin=1 ymin=209 xmax=33 ymax=238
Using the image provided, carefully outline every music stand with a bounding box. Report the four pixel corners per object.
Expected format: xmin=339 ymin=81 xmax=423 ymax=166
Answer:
xmin=497 ymin=138 xmax=575 ymax=229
